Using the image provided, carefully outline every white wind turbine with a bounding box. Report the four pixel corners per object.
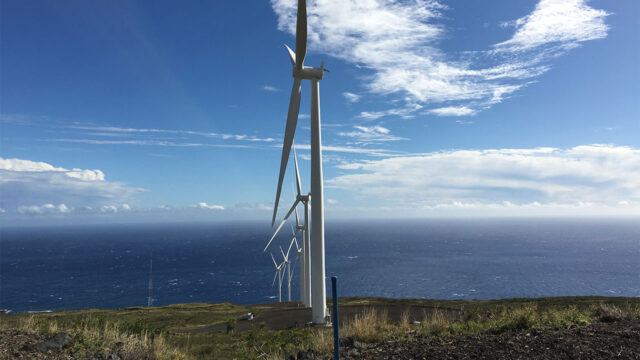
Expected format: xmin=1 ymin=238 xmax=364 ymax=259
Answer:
xmin=270 ymin=0 xmax=328 ymax=324
xmin=280 ymin=239 xmax=296 ymax=302
xmin=290 ymin=221 xmax=308 ymax=306
xmin=265 ymin=143 xmax=312 ymax=306
xmin=271 ymin=253 xmax=284 ymax=303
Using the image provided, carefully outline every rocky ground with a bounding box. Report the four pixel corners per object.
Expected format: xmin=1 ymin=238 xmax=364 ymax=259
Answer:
xmin=0 ymin=329 xmax=143 ymax=360
xmin=294 ymin=318 xmax=640 ymax=360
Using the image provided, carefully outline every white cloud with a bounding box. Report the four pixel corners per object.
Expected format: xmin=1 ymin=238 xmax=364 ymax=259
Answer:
xmin=262 ymin=85 xmax=279 ymax=92
xmin=291 ymin=143 xmax=400 ymax=157
xmin=52 ymin=138 xmax=257 ymax=148
xmin=69 ymin=124 xmax=275 ymax=143
xmin=271 ymin=0 xmax=609 ymax=117
xmin=428 ymin=106 xmax=476 ymax=117
xmin=327 ymin=145 xmax=640 ymax=215
xmin=343 ymin=92 xmax=360 ymax=103
xmin=196 ymin=202 xmax=225 ymax=210
xmin=18 ymin=203 xmax=70 ymax=215
xmin=359 ymin=103 xmax=423 ymax=120
xmin=338 ymin=125 xmax=407 ymax=144
xmin=0 ymin=158 xmax=66 ymax=172
xmin=0 ymin=157 xmax=145 ymax=215
xmin=494 ymin=0 xmax=609 ymax=52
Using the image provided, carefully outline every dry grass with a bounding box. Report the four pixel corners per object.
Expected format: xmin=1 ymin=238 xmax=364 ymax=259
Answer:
xmin=1 ymin=315 xmax=185 ymax=360
xmin=308 ymin=328 xmax=333 ymax=354
xmin=399 ymin=310 xmax=410 ymax=331
xmin=3 ymin=297 xmax=639 ymax=359
xmin=341 ymin=307 xmax=392 ymax=343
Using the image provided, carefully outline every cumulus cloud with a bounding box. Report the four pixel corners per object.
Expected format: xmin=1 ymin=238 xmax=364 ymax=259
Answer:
xmin=18 ymin=203 xmax=70 ymax=215
xmin=262 ymin=85 xmax=279 ymax=92
xmin=271 ymin=0 xmax=609 ymax=117
xmin=0 ymin=157 xmax=145 ymax=215
xmin=338 ymin=125 xmax=407 ymax=144
xmin=196 ymin=202 xmax=225 ymax=210
xmin=328 ymin=145 xmax=640 ymax=214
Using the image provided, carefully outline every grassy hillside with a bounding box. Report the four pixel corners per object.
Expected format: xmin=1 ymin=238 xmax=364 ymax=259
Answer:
xmin=1 ymin=296 xmax=639 ymax=359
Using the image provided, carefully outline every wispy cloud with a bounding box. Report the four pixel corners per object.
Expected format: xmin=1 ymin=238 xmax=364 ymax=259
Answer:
xmin=494 ymin=0 xmax=609 ymax=52
xmin=69 ymin=124 xmax=275 ymax=142
xmin=359 ymin=104 xmax=423 ymax=120
xmin=343 ymin=92 xmax=360 ymax=103
xmin=271 ymin=0 xmax=609 ymax=117
xmin=292 ymin=143 xmax=401 ymax=157
xmin=328 ymin=145 xmax=640 ymax=215
xmin=338 ymin=125 xmax=407 ymax=144
xmin=428 ymin=106 xmax=476 ymax=117
xmin=262 ymin=85 xmax=280 ymax=92
xmin=50 ymin=138 xmax=255 ymax=148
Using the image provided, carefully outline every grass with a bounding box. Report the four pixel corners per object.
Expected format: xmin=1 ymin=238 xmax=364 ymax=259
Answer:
xmin=1 ymin=297 xmax=639 ymax=359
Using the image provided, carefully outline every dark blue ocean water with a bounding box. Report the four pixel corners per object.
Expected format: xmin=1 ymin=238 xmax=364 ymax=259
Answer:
xmin=1 ymin=218 xmax=639 ymax=312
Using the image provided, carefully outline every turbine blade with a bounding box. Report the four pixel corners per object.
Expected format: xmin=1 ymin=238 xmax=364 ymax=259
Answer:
xmin=295 ymin=206 xmax=300 ymax=228
xmin=280 ymin=246 xmax=287 ymax=261
xmin=293 ymin=143 xmax=302 ymax=196
xmin=285 ymin=44 xmax=296 ymax=67
xmin=295 ymin=0 xmax=307 ymax=71
xmin=271 ymin=253 xmax=278 ymax=268
xmin=272 ymin=271 xmax=278 ymax=287
xmin=272 ymin=78 xmax=302 ymax=227
xmin=265 ymin=199 xmax=301 ymax=252
xmin=286 ymin=237 xmax=295 ymax=258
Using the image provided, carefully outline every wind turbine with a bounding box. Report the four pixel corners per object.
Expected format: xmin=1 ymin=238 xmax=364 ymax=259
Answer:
xmin=271 ymin=0 xmax=328 ymax=324
xmin=280 ymin=239 xmax=296 ymax=302
xmin=271 ymin=253 xmax=284 ymax=303
xmin=291 ymin=222 xmax=308 ymax=306
xmin=265 ymin=143 xmax=312 ymax=307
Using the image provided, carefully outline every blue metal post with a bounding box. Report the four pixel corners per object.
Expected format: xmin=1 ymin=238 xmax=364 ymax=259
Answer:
xmin=332 ymin=276 xmax=339 ymax=360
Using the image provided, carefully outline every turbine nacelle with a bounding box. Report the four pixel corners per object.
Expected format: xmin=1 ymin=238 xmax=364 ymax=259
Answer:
xmin=293 ymin=66 xmax=324 ymax=80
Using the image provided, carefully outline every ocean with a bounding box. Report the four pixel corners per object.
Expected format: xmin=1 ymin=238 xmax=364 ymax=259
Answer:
xmin=1 ymin=218 xmax=639 ymax=313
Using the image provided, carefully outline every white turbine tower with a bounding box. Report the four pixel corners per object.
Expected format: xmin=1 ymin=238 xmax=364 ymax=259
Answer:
xmin=271 ymin=253 xmax=284 ymax=303
xmin=270 ymin=0 xmax=328 ymax=324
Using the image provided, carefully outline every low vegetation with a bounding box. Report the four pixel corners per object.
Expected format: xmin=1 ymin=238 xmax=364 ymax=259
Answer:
xmin=1 ymin=297 xmax=638 ymax=359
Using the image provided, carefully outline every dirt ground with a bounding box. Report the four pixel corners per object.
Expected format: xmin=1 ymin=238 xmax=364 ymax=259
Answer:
xmin=177 ymin=301 xmax=462 ymax=333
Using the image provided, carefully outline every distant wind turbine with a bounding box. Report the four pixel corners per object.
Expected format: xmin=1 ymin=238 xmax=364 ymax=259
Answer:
xmin=265 ymin=143 xmax=311 ymax=307
xmin=271 ymin=253 xmax=284 ymax=303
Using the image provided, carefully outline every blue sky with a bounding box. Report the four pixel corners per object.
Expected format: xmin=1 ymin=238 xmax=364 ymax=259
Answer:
xmin=1 ymin=0 xmax=639 ymax=225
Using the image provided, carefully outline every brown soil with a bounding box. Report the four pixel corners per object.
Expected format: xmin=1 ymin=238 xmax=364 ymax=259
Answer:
xmin=178 ymin=302 xmax=462 ymax=333
xmin=334 ymin=318 xmax=640 ymax=360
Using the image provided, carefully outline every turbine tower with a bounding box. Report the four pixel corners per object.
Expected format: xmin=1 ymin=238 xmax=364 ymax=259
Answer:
xmin=271 ymin=253 xmax=284 ymax=303
xmin=271 ymin=0 xmax=328 ymax=324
